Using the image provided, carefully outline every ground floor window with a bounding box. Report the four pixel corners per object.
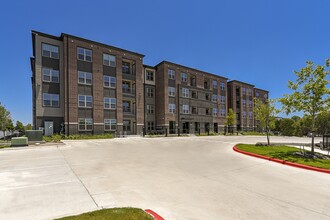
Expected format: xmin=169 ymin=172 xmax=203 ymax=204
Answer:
xmin=104 ymin=119 xmax=116 ymax=131
xmin=78 ymin=118 xmax=93 ymax=131
xmin=147 ymin=121 xmax=154 ymax=131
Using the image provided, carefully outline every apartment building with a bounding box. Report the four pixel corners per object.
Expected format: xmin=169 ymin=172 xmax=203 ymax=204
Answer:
xmin=227 ymin=81 xmax=269 ymax=131
xmin=30 ymin=31 xmax=268 ymax=135
xmin=155 ymin=61 xmax=227 ymax=134
xmin=31 ymin=31 xmax=144 ymax=135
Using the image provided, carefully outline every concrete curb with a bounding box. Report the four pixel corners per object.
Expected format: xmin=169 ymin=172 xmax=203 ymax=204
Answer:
xmin=145 ymin=209 xmax=165 ymax=220
xmin=233 ymin=146 xmax=330 ymax=174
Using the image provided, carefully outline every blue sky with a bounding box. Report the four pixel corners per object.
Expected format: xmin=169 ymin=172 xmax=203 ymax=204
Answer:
xmin=0 ymin=0 xmax=329 ymax=124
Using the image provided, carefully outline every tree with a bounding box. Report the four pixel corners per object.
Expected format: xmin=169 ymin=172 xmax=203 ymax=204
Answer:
xmin=279 ymin=59 xmax=330 ymax=154
xmin=316 ymin=111 xmax=330 ymax=135
xmin=279 ymin=118 xmax=295 ymax=136
xmin=15 ymin=121 xmax=25 ymax=132
xmin=254 ymin=99 xmax=278 ymax=145
xmin=225 ymin=108 xmax=236 ymax=134
xmin=25 ymin=123 xmax=32 ymax=131
xmin=0 ymin=102 xmax=12 ymax=140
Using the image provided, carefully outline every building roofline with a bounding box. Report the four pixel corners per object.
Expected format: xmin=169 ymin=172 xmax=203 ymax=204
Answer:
xmin=31 ymin=30 xmax=145 ymax=58
xmin=143 ymin=64 xmax=156 ymax=69
xmin=254 ymin=87 xmax=269 ymax=93
xmin=228 ymin=80 xmax=255 ymax=87
xmin=155 ymin=60 xmax=228 ymax=80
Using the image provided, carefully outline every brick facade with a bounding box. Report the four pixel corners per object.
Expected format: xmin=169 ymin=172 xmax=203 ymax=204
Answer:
xmin=31 ymin=31 xmax=268 ymax=135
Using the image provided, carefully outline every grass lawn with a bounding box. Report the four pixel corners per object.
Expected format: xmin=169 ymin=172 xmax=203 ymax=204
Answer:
xmin=56 ymin=208 xmax=154 ymax=220
xmin=236 ymin=144 xmax=330 ymax=170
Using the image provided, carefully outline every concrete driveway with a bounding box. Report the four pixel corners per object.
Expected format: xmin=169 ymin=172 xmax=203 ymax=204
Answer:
xmin=0 ymin=136 xmax=329 ymax=220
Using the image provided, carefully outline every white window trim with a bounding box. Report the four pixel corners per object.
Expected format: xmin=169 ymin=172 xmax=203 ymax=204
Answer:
xmin=42 ymin=43 xmax=59 ymax=59
xmin=42 ymin=67 xmax=59 ymax=83
xmin=78 ymin=71 xmax=92 ymax=85
xmin=104 ymin=119 xmax=116 ymax=131
xmin=104 ymin=75 xmax=116 ymax=88
xmin=78 ymin=118 xmax=93 ymax=131
xmin=169 ymin=87 xmax=175 ymax=97
xmin=43 ymin=93 xmax=59 ymax=107
xmin=103 ymin=53 xmax=116 ymax=67
xmin=169 ymin=104 xmax=176 ymax=113
xmin=104 ymin=97 xmax=116 ymax=110
xmin=78 ymin=95 xmax=93 ymax=108
xmin=77 ymin=47 xmax=92 ymax=62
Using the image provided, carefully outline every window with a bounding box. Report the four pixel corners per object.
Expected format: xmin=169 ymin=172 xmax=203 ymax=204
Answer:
xmin=123 ymin=101 xmax=131 ymax=112
xmin=243 ymin=99 xmax=246 ymax=107
xmin=42 ymin=44 xmax=59 ymax=59
xmin=220 ymin=82 xmax=225 ymax=90
xmin=103 ymin=54 xmax=116 ymax=67
xmin=182 ymin=88 xmax=189 ymax=98
xmin=168 ymin=87 xmax=175 ymax=96
xmin=146 ymin=70 xmax=154 ymax=81
xmin=212 ymin=94 xmax=217 ymax=102
xmin=206 ymin=108 xmax=211 ymax=115
xmin=78 ymin=118 xmax=93 ymax=131
xmin=192 ymin=91 xmax=197 ymax=99
xmin=78 ymin=71 xmax=92 ymax=85
xmin=78 ymin=95 xmax=93 ymax=108
xmin=220 ymin=95 xmax=226 ymax=103
xmin=181 ymin=73 xmax=187 ymax=82
xmin=256 ymin=91 xmax=260 ymax=97
xmin=264 ymin=94 xmax=268 ymax=99
xmin=249 ymin=100 xmax=253 ymax=108
xmin=213 ymin=108 xmax=218 ymax=116
xmin=42 ymin=68 xmax=59 ymax=83
xmin=243 ymin=111 xmax=247 ymax=118
xmin=104 ymin=119 xmax=116 ymax=131
xmin=205 ymin=93 xmax=210 ymax=101
xmin=212 ymin=80 xmax=217 ymax=89
xmin=147 ymin=121 xmax=155 ymax=131
xmin=248 ymin=88 xmax=252 ymax=95
xmin=122 ymin=61 xmax=131 ymax=74
xmin=168 ymin=69 xmax=175 ymax=79
xmin=169 ymin=104 xmax=176 ymax=113
xmin=43 ymin=93 xmax=59 ymax=107
xmin=104 ymin=97 xmax=116 ymax=109
xmin=146 ymin=87 xmax=154 ymax=97
xmin=147 ymin=105 xmax=154 ymax=114
xmin=242 ymin=87 xmax=246 ymax=94
xmin=77 ymin=47 xmax=92 ymax=62
xmin=104 ymin=76 xmax=116 ymax=88
xmin=204 ymin=80 xmax=209 ymax=89
xmin=182 ymin=105 xmax=189 ymax=114
xmin=190 ymin=76 xmax=196 ymax=86
xmin=220 ymin=109 xmax=226 ymax=117
xmin=192 ymin=106 xmax=198 ymax=114
xmin=249 ymin=112 xmax=253 ymax=119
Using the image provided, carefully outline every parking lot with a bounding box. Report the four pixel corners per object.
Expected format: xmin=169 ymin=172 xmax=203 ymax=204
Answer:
xmin=0 ymin=136 xmax=329 ymax=220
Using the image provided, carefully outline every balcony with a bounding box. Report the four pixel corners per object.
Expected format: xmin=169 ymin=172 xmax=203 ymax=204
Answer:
xmin=122 ymin=87 xmax=135 ymax=96
xmin=123 ymin=107 xmax=135 ymax=116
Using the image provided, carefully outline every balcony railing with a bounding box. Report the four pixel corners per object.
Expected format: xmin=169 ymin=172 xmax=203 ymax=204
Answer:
xmin=122 ymin=87 xmax=135 ymax=95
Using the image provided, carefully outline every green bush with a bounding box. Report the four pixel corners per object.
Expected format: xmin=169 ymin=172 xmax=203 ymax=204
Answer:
xmin=43 ymin=133 xmax=114 ymax=142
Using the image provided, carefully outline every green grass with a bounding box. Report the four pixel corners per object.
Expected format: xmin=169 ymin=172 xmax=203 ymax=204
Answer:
xmin=43 ymin=133 xmax=114 ymax=142
xmin=236 ymin=144 xmax=330 ymax=170
xmin=0 ymin=145 xmax=10 ymax=149
xmin=55 ymin=208 xmax=154 ymax=220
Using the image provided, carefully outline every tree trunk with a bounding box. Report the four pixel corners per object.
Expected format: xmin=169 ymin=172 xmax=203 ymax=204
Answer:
xmin=266 ymin=128 xmax=270 ymax=146
xmin=311 ymin=113 xmax=315 ymax=155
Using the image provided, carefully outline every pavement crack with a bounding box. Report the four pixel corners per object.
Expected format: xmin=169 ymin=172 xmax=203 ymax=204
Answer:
xmin=57 ymin=146 xmax=99 ymax=208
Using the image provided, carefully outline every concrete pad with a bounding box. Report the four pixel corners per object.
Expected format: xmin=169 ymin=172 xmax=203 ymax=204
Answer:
xmin=0 ymin=136 xmax=329 ymax=220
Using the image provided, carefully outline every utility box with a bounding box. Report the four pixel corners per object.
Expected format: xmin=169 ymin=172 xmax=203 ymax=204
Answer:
xmin=11 ymin=137 xmax=28 ymax=147
xmin=25 ymin=130 xmax=43 ymax=142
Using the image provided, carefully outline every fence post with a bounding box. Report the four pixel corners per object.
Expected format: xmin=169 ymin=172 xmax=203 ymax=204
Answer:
xmin=165 ymin=128 xmax=168 ymax=137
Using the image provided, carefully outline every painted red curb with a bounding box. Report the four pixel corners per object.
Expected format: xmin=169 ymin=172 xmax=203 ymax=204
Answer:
xmin=145 ymin=209 xmax=165 ymax=220
xmin=233 ymin=146 xmax=330 ymax=174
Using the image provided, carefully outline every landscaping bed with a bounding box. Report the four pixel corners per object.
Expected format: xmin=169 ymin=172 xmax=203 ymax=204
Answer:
xmin=55 ymin=208 xmax=154 ymax=220
xmin=236 ymin=144 xmax=330 ymax=170
xmin=43 ymin=133 xmax=114 ymax=142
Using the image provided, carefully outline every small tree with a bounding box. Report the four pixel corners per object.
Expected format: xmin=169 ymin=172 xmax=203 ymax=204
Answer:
xmin=254 ymin=99 xmax=278 ymax=145
xmin=0 ymin=102 xmax=12 ymax=141
xmin=25 ymin=123 xmax=33 ymax=131
xmin=225 ymin=108 xmax=236 ymax=134
xmin=279 ymin=59 xmax=330 ymax=154
xmin=15 ymin=121 xmax=25 ymax=132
